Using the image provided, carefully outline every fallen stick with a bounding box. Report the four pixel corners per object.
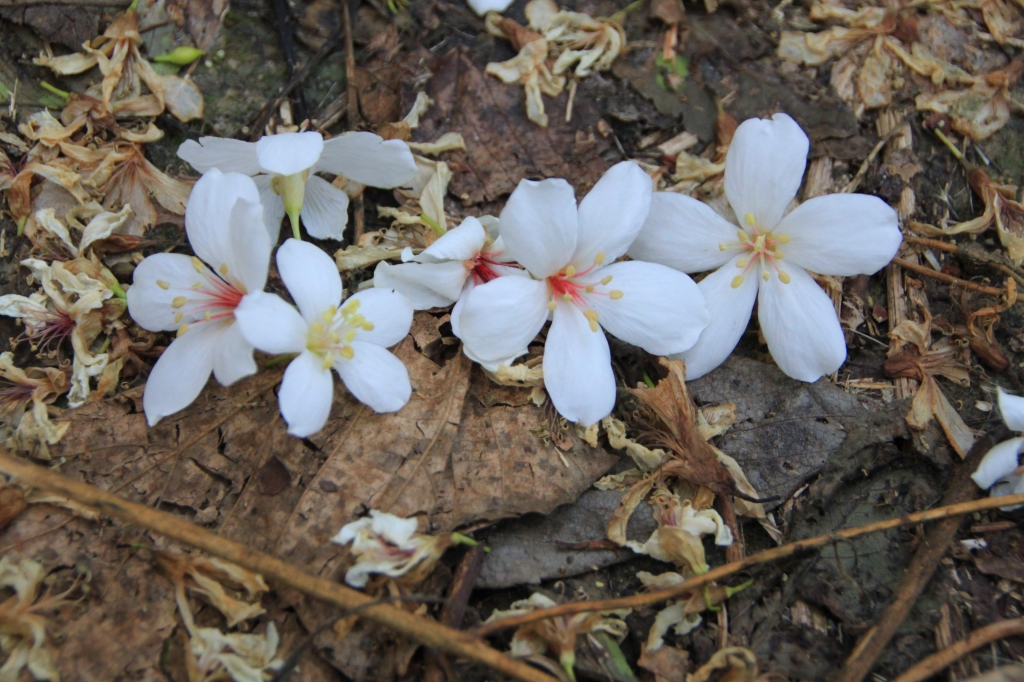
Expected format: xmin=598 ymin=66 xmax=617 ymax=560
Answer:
xmin=475 ymin=489 xmax=1024 ymax=637
xmin=891 ymin=618 xmax=1024 ymax=682
xmin=892 ymin=257 xmax=1005 ymax=295
xmin=836 ymin=436 xmax=989 ymax=682
xmin=0 ymin=452 xmax=557 ymax=682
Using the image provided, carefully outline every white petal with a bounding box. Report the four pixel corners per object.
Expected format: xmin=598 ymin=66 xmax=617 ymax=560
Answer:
xmin=972 ymin=437 xmax=1024 ymax=489
xmin=276 ymin=238 xmax=342 ymax=322
xmin=757 ymin=264 xmax=846 ymax=382
xmin=543 ymin=302 xmax=615 ymax=427
xmin=584 ymin=261 xmax=709 ymax=356
xmin=177 ymin=137 xmax=261 ymax=175
xmin=413 ymin=217 xmax=487 ymax=263
xmin=185 ymin=169 xmax=262 ymax=274
xmin=777 ymin=194 xmax=901 ymax=276
xmin=573 ymin=161 xmax=652 ymax=268
xmin=127 ymin=253 xmax=206 ymax=331
xmin=143 ymin=320 xmax=222 ymax=425
xmin=456 ymin=276 xmax=549 ymax=363
xmin=335 ymin=342 xmax=411 ymax=413
xmin=255 ymin=131 xmax=324 ymax=176
xmin=370 ymin=509 xmax=419 ymax=544
xmin=499 ymin=178 xmax=578 ymax=278
xmin=467 ymin=0 xmax=513 ymax=15
xmin=676 ymin=257 xmax=759 ymax=380
xmin=345 ymin=288 xmax=413 ymax=348
xmin=278 ymin=350 xmax=335 ymax=438
xmin=450 ymin=285 xmax=469 ymax=338
xmin=224 ymin=190 xmax=272 ymax=295
xmin=999 ymin=387 xmax=1024 ymax=432
xmin=372 ymin=260 xmax=467 ymax=309
xmin=233 ymin=292 xmax=308 ymax=354
xmin=301 ymin=175 xmax=350 ymax=241
xmin=725 ymin=113 xmax=809 ymax=232
xmin=628 ymin=192 xmax=741 ymax=273
xmin=315 ymin=133 xmax=418 ymax=188
xmin=210 ymin=319 xmax=257 ymax=386
xmin=253 ymin=174 xmax=285 ymax=245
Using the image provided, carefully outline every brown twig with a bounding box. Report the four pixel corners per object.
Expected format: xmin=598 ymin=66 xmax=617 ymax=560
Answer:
xmin=0 ymin=0 xmax=127 ymax=5
xmin=425 ymin=545 xmax=486 ymax=682
xmin=892 ymin=257 xmax=1005 ymax=295
xmin=473 ymin=488 xmax=1024 ymax=637
xmin=0 ymin=451 xmax=556 ymax=682
xmin=836 ymin=435 xmax=990 ymax=682
xmin=891 ymin=618 xmax=1024 ymax=682
xmin=841 ymin=115 xmax=908 ymax=194
xmin=904 ymin=235 xmax=959 ymax=253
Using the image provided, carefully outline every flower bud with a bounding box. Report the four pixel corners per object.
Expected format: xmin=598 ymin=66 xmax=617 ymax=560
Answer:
xmin=153 ymin=46 xmax=205 ymax=66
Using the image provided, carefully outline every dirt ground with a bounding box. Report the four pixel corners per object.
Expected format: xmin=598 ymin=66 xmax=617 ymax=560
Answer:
xmin=2 ymin=0 xmax=1024 ymax=680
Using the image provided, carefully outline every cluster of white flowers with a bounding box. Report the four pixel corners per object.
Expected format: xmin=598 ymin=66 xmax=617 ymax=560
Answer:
xmin=126 ymin=114 xmax=903 ymax=439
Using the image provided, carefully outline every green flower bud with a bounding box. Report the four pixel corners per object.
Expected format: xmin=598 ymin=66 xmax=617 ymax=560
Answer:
xmin=153 ymin=46 xmax=205 ymax=66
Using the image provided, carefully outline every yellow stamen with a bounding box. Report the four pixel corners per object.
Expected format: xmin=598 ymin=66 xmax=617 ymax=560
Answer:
xmin=588 ymin=319 xmax=599 ymax=332
xmin=562 ymin=293 xmax=573 ymax=301
xmin=171 ymin=296 xmax=186 ymax=308
xmin=191 ymin=256 xmax=205 ymax=273
xmin=754 ymin=235 xmax=766 ymax=250
xmin=594 ymin=252 xmax=605 ymax=265
xmin=322 ymin=306 xmax=337 ymax=322
xmin=583 ymin=310 xmax=600 ymax=332
xmin=174 ymin=312 xmax=183 ymax=323
xmin=744 ymin=213 xmax=756 ymax=227
xmin=565 ymin=265 xmax=576 ymax=277
xmin=342 ymin=299 xmax=361 ymax=316
xmin=219 ymin=263 xmax=228 ymax=276
xmin=719 ymin=243 xmax=729 ymax=251
xmin=737 ymin=230 xmax=750 ymax=243
xmin=609 ymin=290 xmax=623 ymax=300
xmin=776 ymin=234 xmax=790 ymax=244
xmin=775 ymin=251 xmax=784 ymax=259
xmin=156 ymin=280 xmax=170 ymax=290
xmin=585 ymin=285 xmax=595 ymax=293
xmin=344 ymin=330 xmax=356 ymax=343
xmin=779 ymin=271 xmax=791 ymax=284
xmin=731 ymin=275 xmax=744 ymax=289
xmin=204 ymin=311 xmax=211 ymax=321
xmin=339 ymin=345 xmax=354 ymax=360
xmin=548 ymin=300 xmax=557 ymax=311
xmin=322 ymin=354 xmax=333 ymax=370
xmin=330 ymin=332 xmax=341 ymax=344
xmin=177 ymin=323 xmax=190 ymax=337
xmin=349 ymin=314 xmax=365 ymax=327
xmin=311 ymin=322 xmax=324 ymax=334
xmin=362 ymin=321 xmax=374 ymax=331
xmin=762 ymin=270 xmax=770 ymax=281
xmin=736 ymin=258 xmax=748 ymax=268
xmin=192 ymin=282 xmax=202 ymax=289
xmin=600 ymin=275 xmax=612 ymax=285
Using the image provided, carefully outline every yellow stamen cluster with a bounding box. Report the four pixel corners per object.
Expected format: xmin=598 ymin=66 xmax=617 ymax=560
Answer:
xmin=584 ymin=309 xmax=600 ymax=332
xmin=307 ymin=298 xmax=369 ymax=369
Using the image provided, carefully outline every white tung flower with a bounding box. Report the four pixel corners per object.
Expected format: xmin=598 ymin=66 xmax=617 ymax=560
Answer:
xmin=456 ymin=161 xmax=710 ymax=427
xmin=126 ymin=170 xmax=270 ymax=426
xmin=234 ymin=239 xmax=413 ymax=437
xmin=331 ymin=510 xmax=450 ymax=588
xmin=629 ymin=113 xmax=902 ymax=382
xmin=372 ymin=216 xmax=519 ymax=339
xmin=177 ymin=131 xmax=417 ymax=242
xmin=972 ymin=387 xmax=1024 ymax=510
xmin=467 ymin=0 xmax=514 ymax=16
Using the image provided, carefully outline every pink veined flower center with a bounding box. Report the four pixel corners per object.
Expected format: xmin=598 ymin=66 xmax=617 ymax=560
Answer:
xmin=727 ymin=215 xmax=792 ymax=288
xmin=466 ymin=250 xmax=517 ymax=285
xmin=18 ymin=307 xmax=76 ymax=352
xmin=164 ymin=257 xmax=246 ymax=337
xmin=544 ymin=253 xmax=624 ymax=333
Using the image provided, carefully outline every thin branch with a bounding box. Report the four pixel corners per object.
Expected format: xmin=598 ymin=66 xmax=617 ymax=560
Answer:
xmin=841 ymin=116 xmax=908 ymax=194
xmin=473 ymin=490 xmax=1024 ymax=637
xmin=891 ymin=618 xmax=1024 ymax=682
xmin=0 ymin=451 xmax=557 ymax=682
xmin=904 ymin=235 xmax=959 ymax=253
xmin=0 ymin=0 xmax=128 ymax=6
xmin=892 ymin=257 xmax=1006 ymax=295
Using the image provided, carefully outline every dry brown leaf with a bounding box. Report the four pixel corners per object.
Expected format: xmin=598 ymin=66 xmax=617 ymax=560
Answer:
xmin=156 ymin=552 xmax=268 ymax=628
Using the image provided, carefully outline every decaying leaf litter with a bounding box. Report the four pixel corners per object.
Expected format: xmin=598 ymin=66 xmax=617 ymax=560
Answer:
xmin=2 ymin=0 xmax=1024 ymax=679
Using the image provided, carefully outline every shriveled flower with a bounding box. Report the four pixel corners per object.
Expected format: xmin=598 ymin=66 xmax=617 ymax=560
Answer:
xmin=484 ymin=592 xmax=628 ymax=681
xmin=234 ymin=239 xmax=413 ymax=437
xmin=177 ymin=131 xmax=417 ymax=242
xmin=126 ymin=170 xmax=271 ymax=426
xmin=457 ymin=161 xmax=709 ymax=426
xmin=0 ymin=352 xmax=69 ymax=459
xmin=34 ymin=8 xmax=203 ymax=122
xmin=972 ymin=387 xmax=1024 ymax=510
xmin=629 ymin=113 xmax=901 ymax=382
xmin=331 ymin=510 xmax=453 ymax=588
xmin=627 ymin=485 xmax=732 ymax=575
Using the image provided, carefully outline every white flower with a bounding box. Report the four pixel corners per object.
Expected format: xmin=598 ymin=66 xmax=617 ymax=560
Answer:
xmin=372 ymin=216 xmax=520 ymax=346
xmin=331 ymin=510 xmax=451 ymax=588
xmin=468 ymin=0 xmax=514 ymax=16
xmin=629 ymin=113 xmax=902 ymax=382
xmin=972 ymin=387 xmax=1024 ymax=509
xmin=234 ymin=239 xmax=413 ymax=437
xmin=456 ymin=161 xmax=710 ymax=427
xmin=177 ymin=131 xmax=417 ymax=242
xmin=126 ymin=170 xmax=270 ymax=426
